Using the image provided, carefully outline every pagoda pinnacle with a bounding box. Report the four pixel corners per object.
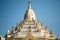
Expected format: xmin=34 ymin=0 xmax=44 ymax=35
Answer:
xmin=28 ymin=0 xmax=31 ymax=8
xmin=24 ymin=0 xmax=36 ymax=21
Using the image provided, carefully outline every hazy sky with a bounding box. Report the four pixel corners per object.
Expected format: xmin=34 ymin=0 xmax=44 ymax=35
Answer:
xmin=0 ymin=0 xmax=60 ymax=37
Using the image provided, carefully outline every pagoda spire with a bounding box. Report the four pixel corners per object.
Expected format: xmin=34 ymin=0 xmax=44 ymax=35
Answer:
xmin=24 ymin=0 xmax=36 ymax=21
xmin=28 ymin=0 xmax=31 ymax=8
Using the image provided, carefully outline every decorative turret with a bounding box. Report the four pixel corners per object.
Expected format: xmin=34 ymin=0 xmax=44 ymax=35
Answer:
xmin=37 ymin=26 xmax=40 ymax=32
xmin=37 ymin=20 xmax=40 ymax=25
xmin=45 ymin=26 xmax=48 ymax=33
xmin=24 ymin=0 xmax=36 ymax=21
xmin=7 ymin=30 xmax=10 ymax=34
xmin=18 ymin=26 xmax=21 ymax=32
xmin=49 ymin=28 xmax=54 ymax=38
xmin=19 ymin=20 xmax=23 ymax=28
xmin=11 ymin=26 xmax=15 ymax=34
xmin=15 ymin=23 xmax=19 ymax=30
xmin=5 ymin=30 xmax=10 ymax=38
xmin=41 ymin=23 xmax=44 ymax=30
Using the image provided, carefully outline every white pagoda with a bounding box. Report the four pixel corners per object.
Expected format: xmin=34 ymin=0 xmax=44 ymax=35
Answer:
xmin=5 ymin=0 xmax=55 ymax=40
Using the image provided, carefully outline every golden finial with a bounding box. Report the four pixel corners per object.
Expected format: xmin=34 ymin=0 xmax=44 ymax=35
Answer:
xmin=28 ymin=0 xmax=31 ymax=8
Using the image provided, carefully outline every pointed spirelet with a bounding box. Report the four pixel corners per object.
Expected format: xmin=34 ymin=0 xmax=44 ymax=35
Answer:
xmin=49 ymin=27 xmax=54 ymax=37
xmin=45 ymin=26 xmax=48 ymax=33
xmin=11 ymin=26 xmax=15 ymax=34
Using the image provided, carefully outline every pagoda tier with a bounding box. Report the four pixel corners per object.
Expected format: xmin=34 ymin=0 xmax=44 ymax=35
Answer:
xmin=6 ymin=20 xmax=51 ymax=38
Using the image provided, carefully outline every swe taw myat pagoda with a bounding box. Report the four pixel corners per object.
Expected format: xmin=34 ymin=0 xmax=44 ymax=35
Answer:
xmin=5 ymin=0 xmax=55 ymax=40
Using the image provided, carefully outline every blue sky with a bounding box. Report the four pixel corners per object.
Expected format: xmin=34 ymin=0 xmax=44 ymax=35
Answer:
xmin=0 ymin=0 xmax=60 ymax=37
